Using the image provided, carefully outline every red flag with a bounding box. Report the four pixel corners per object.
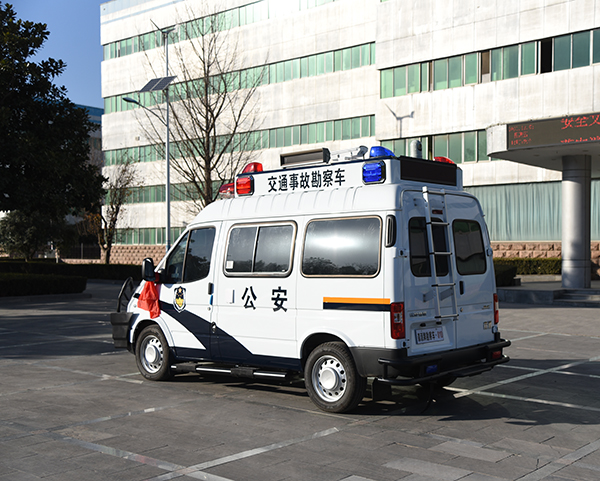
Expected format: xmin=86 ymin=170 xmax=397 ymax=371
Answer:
xmin=138 ymin=281 xmax=160 ymax=319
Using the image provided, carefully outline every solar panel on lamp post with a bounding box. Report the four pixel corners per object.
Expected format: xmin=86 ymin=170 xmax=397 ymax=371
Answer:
xmin=124 ymin=27 xmax=176 ymax=253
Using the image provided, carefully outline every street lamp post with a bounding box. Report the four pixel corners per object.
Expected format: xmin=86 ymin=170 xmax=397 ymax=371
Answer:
xmin=124 ymin=26 xmax=175 ymax=252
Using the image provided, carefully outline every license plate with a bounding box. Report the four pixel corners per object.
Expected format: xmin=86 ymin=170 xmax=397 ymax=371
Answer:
xmin=415 ymin=327 xmax=444 ymax=344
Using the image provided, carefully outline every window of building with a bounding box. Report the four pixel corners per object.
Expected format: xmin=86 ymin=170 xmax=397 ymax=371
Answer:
xmin=302 ymin=217 xmax=381 ymax=277
xmin=453 ymin=220 xmax=486 ymax=275
xmin=554 ymin=34 xmax=571 ymax=71
xmin=433 ymin=59 xmax=448 ymax=90
xmin=225 ymin=224 xmax=295 ymax=275
xmin=394 ymin=66 xmax=406 ymax=96
xmin=594 ymin=29 xmax=600 ymax=63
xmin=521 ymin=42 xmax=536 ymax=75
xmin=448 ymin=56 xmax=462 ymax=88
xmin=572 ymin=31 xmax=590 ymax=68
xmin=464 ymin=53 xmax=478 ymax=84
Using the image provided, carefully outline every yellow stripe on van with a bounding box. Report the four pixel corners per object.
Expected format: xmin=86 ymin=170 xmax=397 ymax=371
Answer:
xmin=323 ymin=297 xmax=390 ymax=305
xmin=323 ymin=297 xmax=391 ymax=312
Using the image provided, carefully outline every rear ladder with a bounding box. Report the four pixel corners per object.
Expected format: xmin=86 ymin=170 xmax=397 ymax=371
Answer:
xmin=422 ymin=186 xmax=459 ymax=322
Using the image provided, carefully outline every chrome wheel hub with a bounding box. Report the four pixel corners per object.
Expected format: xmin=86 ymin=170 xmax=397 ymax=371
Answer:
xmin=312 ymin=355 xmax=347 ymax=402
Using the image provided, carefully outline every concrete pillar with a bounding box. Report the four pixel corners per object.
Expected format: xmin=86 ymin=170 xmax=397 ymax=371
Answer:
xmin=561 ymin=155 xmax=591 ymax=288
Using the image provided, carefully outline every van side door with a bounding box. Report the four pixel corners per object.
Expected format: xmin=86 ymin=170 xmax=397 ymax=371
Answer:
xmin=159 ymin=226 xmax=218 ymax=360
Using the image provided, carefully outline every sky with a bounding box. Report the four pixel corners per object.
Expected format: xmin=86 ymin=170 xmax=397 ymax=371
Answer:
xmin=12 ymin=0 xmax=105 ymax=109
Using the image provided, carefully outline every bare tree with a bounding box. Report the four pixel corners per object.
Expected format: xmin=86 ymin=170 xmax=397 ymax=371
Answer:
xmin=134 ymin=3 xmax=266 ymax=212
xmin=80 ymin=158 xmax=138 ymax=264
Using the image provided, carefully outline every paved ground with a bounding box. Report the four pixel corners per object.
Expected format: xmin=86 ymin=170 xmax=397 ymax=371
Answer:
xmin=1 ymin=281 xmax=600 ymax=480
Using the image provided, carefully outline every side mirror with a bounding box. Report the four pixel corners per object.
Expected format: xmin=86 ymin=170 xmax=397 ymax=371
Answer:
xmin=141 ymin=257 xmax=156 ymax=282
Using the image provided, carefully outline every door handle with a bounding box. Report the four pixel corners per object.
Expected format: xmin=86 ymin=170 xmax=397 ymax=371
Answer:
xmin=208 ymin=282 xmax=214 ymax=295
xmin=459 ymin=280 xmax=464 ymax=295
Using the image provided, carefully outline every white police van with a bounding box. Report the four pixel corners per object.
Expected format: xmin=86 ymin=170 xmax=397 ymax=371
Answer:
xmin=110 ymin=146 xmax=510 ymax=413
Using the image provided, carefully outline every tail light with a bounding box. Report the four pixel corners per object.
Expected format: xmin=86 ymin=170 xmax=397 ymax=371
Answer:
xmin=236 ymin=175 xmax=254 ymax=196
xmin=493 ymin=293 xmax=499 ymax=324
xmin=390 ymin=302 xmax=405 ymax=339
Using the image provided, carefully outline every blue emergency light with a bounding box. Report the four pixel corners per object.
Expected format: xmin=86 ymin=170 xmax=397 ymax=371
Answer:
xmin=369 ymin=146 xmax=395 ymax=158
xmin=362 ymin=160 xmax=386 ymax=184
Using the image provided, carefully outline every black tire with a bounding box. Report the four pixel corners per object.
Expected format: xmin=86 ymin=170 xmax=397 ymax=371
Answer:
xmin=135 ymin=325 xmax=172 ymax=381
xmin=304 ymin=342 xmax=367 ymax=413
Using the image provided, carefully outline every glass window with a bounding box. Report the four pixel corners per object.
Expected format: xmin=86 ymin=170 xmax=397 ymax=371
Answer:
xmin=594 ymin=29 xmax=600 ymax=64
xmin=361 ymin=44 xmax=370 ymax=66
xmin=407 ymin=64 xmax=420 ymax=93
xmin=302 ymin=217 xmax=381 ymax=277
xmin=351 ymin=46 xmax=361 ymax=68
xmin=325 ymin=121 xmax=333 ymax=141
xmin=254 ymin=225 xmax=294 ymax=273
xmin=521 ymin=42 xmax=536 ymax=75
xmin=308 ymin=123 xmax=316 ymax=143
xmin=334 ymin=120 xmax=342 ymax=140
xmin=183 ymin=228 xmax=215 ymax=282
xmin=325 ymin=52 xmax=334 ymax=73
xmin=381 ymin=69 xmax=393 ymax=98
xmin=408 ymin=217 xmax=449 ymax=277
xmin=433 ymin=135 xmax=448 ymax=157
xmin=433 ymin=59 xmax=447 ymax=90
xmin=503 ymin=45 xmax=519 ymax=79
xmin=164 ymin=233 xmax=188 ymax=283
xmin=491 ymin=48 xmax=502 ymax=80
xmin=394 ymin=66 xmax=406 ymax=96
xmin=453 ymin=220 xmax=486 ymax=275
xmin=284 ymin=127 xmax=292 ymax=147
xmin=421 ymin=62 xmax=430 ymax=91
xmin=477 ymin=130 xmax=488 ymax=160
xmin=334 ymin=50 xmax=342 ymax=71
xmin=351 ymin=118 xmax=361 ymax=139
xmin=361 ymin=116 xmax=370 ymax=138
xmin=300 ymin=57 xmax=308 ymax=78
xmin=316 ymin=53 xmax=325 ymax=75
xmin=448 ymin=133 xmax=462 ymax=164
xmin=554 ymin=34 xmax=571 ymax=71
xmin=225 ymin=224 xmax=294 ymax=275
xmin=316 ymin=122 xmax=325 ymax=143
xmin=448 ymin=56 xmax=462 ymax=88
xmin=308 ymin=55 xmax=316 ymax=76
xmin=225 ymin=226 xmax=257 ymax=273
xmin=292 ymin=59 xmax=300 ymax=79
xmin=464 ymin=53 xmax=478 ymax=84
xmin=342 ymin=48 xmax=352 ymax=70
xmin=342 ymin=119 xmax=351 ymax=140
xmin=464 ymin=131 xmax=476 ymax=162
xmin=284 ymin=60 xmax=293 ymax=81
xmin=572 ymin=31 xmax=590 ymax=68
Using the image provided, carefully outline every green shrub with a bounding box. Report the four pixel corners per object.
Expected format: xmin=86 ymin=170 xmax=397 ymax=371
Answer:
xmin=0 ymin=273 xmax=87 ymax=297
xmin=494 ymin=257 xmax=561 ymax=275
xmin=494 ymin=263 xmax=518 ymax=287
xmin=0 ymin=262 xmax=140 ymax=281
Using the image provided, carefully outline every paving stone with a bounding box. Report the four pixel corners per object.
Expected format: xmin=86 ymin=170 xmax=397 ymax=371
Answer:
xmin=385 ymin=458 xmax=472 ymax=480
xmin=429 ymin=440 xmax=511 ymax=462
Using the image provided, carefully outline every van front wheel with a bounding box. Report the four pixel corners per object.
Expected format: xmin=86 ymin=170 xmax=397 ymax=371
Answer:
xmin=305 ymin=342 xmax=366 ymax=413
xmin=135 ymin=325 xmax=171 ymax=381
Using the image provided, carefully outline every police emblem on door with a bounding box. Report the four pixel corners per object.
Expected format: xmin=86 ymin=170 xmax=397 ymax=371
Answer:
xmin=173 ymin=286 xmax=186 ymax=312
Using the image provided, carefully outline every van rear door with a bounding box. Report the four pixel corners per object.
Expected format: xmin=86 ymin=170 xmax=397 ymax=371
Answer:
xmin=402 ymin=189 xmax=495 ymax=355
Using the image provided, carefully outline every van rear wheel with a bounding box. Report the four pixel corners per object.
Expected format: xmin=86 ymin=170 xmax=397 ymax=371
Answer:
xmin=135 ymin=325 xmax=171 ymax=381
xmin=305 ymin=342 xmax=366 ymax=413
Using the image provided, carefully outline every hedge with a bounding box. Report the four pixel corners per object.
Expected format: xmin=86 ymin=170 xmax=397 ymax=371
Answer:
xmin=493 ymin=257 xmax=561 ymax=276
xmin=0 ymin=261 xmax=141 ymax=281
xmin=0 ymin=273 xmax=87 ymax=297
xmin=493 ymin=263 xmax=518 ymax=287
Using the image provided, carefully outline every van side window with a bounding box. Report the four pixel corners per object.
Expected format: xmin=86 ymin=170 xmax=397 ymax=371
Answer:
xmin=184 ymin=228 xmax=216 ymax=282
xmin=302 ymin=217 xmax=381 ymax=277
xmin=408 ymin=217 xmax=449 ymax=277
xmin=164 ymin=234 xmax=188 ymax=284
xmin=453 ymin=220 xmax=486 ymax=275
xmin=225 ymin=223 xmax=295 ymax=276
xmin=164 ymin=228 xmax=216 ymax=284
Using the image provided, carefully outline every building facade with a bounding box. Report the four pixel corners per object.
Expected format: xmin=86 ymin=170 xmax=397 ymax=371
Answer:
xmin=100 ymin=0 xmax=600 ymax=275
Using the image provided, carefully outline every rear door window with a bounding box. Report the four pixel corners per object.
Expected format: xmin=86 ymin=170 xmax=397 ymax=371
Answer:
xmin=453 ymin=220 xmax=486 ymax=275
xmin=408 ymin=217 xmax=449 ymax=277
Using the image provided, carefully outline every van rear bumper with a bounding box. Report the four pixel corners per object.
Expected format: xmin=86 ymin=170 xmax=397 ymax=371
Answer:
xmin=351 ymin=338 xmax=511 ymax=385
